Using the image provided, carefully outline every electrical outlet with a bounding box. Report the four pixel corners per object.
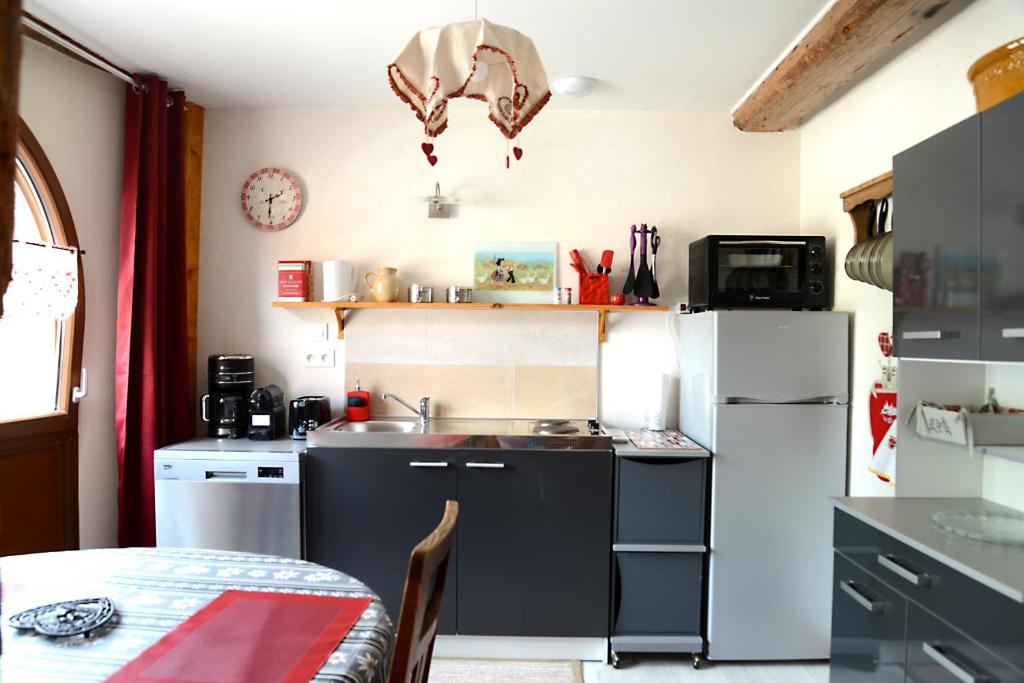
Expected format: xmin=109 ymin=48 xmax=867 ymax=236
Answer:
xmin=302 ymin=345 xmax=335 ymax=368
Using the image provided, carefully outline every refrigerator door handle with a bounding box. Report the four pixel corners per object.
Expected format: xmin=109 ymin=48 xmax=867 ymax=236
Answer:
xmin=714 ymin=395 xmax=849 ymax=405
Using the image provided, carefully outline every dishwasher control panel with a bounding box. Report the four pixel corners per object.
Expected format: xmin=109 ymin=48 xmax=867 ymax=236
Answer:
xmin=258 ymin=466 xmax=285 ymax=479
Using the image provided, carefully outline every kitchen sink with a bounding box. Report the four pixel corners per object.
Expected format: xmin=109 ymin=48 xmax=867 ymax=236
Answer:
xmin=336 ymin=420 xmax=422 ymax=433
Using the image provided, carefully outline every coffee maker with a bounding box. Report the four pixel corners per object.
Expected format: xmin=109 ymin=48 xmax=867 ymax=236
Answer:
xmin=248 ymin=385 xmax=286 ymax=440
xmin=201 ymin=354 xmax=254 ymax=439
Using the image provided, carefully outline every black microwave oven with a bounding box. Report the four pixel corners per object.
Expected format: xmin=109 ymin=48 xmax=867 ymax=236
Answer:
xmin=688 ymin=235 xmax=829 ymax=312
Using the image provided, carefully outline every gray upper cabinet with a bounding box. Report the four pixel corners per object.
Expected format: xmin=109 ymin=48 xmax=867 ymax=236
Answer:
xmin=894 ymin=90 xmax=1024 ymax=362
xmin=893 ymin=115 xmax=981 ymax=360
xmin=981 ymin=92 xmax=1024 ymax=361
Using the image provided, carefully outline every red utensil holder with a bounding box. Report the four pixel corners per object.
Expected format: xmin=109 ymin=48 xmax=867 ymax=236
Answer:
xmin=579 ymin=272 xmax=609 ymax=305
xmin=346 ymin=391 xmax=370 ymax=422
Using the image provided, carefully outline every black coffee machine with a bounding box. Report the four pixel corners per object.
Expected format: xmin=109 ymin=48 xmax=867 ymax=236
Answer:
xmin=249 ymin=385 xmax=286 ymax=440
xmin=289 ymin=396 xmax=332 ymax=439
xmin=201 ymin=354 xmax=254 ymax=439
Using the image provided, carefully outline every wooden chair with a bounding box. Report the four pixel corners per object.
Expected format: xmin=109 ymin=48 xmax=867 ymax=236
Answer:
xmin=388 ymin=500 xmax=458 ymax=683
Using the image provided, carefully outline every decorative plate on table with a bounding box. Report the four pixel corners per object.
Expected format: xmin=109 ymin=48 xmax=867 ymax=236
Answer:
xmin=932 ymin=509 xmax=1024 ymax=548
xmin=8 ymin=597 xmax=116 ymax=637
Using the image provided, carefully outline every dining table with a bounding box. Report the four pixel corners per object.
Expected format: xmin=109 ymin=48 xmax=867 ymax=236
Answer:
xmin=0 ymin=547 xmax=394 ymax=682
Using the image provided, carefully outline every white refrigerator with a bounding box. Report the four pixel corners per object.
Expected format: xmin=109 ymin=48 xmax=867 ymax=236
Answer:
xmin=679 ymin=310 xmax=849 ymax=661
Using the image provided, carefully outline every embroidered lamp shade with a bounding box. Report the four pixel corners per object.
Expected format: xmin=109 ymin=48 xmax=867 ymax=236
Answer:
xmin=388 ymin=18 xmax=550 ymax=166
xmin=1 ymin=242 xmax=79 ymax=320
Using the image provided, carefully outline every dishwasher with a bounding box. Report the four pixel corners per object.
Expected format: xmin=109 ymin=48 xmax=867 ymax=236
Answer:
xmin=154 ymin=438 xmax=304 ymax=559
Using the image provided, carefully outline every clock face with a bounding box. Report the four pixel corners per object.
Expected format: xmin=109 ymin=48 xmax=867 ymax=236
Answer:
xmin=240 ymin=167 xmax=303 ymax=231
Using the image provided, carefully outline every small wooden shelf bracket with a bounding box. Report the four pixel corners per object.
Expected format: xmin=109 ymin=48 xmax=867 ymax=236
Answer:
xmin=334 ymin=307 xmax=345 ymax=339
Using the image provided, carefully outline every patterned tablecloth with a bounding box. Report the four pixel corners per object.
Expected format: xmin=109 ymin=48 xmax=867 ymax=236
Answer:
xmin=0 ymin=547 xmax=393 ymax=682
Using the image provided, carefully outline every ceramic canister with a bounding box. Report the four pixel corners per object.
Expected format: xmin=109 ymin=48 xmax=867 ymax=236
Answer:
xmin=322 ymin=260 xmax=356 ymax=301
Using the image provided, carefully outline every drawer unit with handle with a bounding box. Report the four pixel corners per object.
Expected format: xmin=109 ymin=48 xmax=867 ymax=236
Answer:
xmin=830 ymin=553 xmax=908 ymax=683
xmin=831 ymin=508 xmax=1024 ymax=680
xmin=610 ymin=447 xmax=710 ymax=667
xmin=835 ymin=509 xmax=1024 ymax=672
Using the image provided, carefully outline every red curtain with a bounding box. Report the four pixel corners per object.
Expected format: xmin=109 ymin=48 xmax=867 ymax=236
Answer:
xmin=115 ymin=75 xmax=192 ymax=547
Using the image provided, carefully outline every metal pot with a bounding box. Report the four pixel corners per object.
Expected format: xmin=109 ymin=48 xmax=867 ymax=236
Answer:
xmin=446 ymin=286 xmax=472 ymax=303
xmin=409 ymin=284 xmax=433 ymax=303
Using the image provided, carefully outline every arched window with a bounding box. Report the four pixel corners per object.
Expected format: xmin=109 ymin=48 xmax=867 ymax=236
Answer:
xmin=0 ymin=121 xmax=83 ymax=422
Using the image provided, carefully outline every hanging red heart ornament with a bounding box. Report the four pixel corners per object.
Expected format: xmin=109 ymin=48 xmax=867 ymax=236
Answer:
xmin=421 ymin=142 xmax=434 ymax=155
xmin=513 ymin=146 xmax=523 ymax=160
xmin=427 ymin=155 xmax=438 ymax=166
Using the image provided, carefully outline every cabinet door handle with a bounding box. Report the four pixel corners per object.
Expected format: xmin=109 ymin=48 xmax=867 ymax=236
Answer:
xmin=840 ymin=581 xmax=884 ymax=613
xmin=877 ymin=554 xmax=931 ymax=587
xmin=409 ymin=461 xmax=449 ymax=468
xmin=922 ymin=643 xmax=991 ymax=683
xmin=1002 ymin=328 xmax=1024 ymax=339
xmin=902 ymin=330 xmax=959 ymax=341
xmin=465 ymin=462 xmax=505 ymax=469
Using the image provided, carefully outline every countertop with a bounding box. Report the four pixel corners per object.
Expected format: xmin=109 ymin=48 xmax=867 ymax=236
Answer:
xmin=833 ymin=496 xmax=1024 ymax=603
xmin=157 ymin=437 xmax=307 ymax=454
xmin=612 ymin=443 xmax=710 ymax=458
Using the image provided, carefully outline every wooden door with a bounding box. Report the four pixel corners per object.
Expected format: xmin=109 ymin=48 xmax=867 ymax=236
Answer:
xmin=0 ymin=120 xmax=84 ymax=555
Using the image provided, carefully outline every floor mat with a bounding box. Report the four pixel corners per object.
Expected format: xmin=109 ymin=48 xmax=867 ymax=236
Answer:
xmin=430 ymin=658 xmax=584 ymax=683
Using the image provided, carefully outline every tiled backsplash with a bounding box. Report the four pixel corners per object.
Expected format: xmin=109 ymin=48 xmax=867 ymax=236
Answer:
xmin=344 ymin=309 xmax=598 ymax=419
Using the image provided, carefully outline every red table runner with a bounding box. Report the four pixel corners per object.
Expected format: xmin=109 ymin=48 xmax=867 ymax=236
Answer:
xmin=105 ymin=590 xmax=372 ymax=683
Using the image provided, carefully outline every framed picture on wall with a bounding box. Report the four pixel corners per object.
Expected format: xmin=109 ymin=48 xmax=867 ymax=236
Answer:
xmin=473 ymin=241 xmax=557 ymax=303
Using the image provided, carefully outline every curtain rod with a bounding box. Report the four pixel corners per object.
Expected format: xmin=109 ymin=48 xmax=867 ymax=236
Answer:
xmin=21 ymin=11 xmax=136 ymax=86
xmin=13 ymin=238 xmax=84 ymax=255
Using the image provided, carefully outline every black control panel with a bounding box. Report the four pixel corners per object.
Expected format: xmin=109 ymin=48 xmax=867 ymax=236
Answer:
xmin=258 ymin=466 xmax=285 ymax=479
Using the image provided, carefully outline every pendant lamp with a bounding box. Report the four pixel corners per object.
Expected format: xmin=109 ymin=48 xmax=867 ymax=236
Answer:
xmin=387 ymin=18 xmax=550 ymax=167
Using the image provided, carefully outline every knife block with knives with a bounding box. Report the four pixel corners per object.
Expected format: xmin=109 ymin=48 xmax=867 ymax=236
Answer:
xmin=571 ymin=248 xmax=614 ymax=304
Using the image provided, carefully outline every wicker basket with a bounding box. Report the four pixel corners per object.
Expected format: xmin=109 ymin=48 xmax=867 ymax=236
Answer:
xmin=910 ymin=392 xmax=1024 ymax=457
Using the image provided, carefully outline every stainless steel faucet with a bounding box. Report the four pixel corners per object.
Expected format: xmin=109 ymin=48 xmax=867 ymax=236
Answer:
xmin=381 ymin=392 xmax=431 ymax=425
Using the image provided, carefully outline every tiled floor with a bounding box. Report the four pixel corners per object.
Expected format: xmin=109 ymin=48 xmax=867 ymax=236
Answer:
xmin=583 ymin=656 xmax=829 ymax=682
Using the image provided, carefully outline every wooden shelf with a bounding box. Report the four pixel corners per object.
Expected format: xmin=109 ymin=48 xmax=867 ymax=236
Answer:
xmin=840 ymin=170 xmax=893 ymax=246
xmin=272 ymin=300 xmax=669 ymax=343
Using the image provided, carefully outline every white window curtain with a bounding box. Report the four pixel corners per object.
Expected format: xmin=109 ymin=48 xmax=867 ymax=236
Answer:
xmin=1 ymin=241 xmax=78 ymax=320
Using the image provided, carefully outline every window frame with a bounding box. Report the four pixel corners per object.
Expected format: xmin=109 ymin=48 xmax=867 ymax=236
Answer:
xmin=0 ymin=118 xmax=84 ymax=431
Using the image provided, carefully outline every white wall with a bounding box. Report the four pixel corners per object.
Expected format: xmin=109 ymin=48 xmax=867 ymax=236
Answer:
xmin=17 ymin=41 xmax=124 ymax=546
xmin=798 ymin=0 xmax=1024 ymax=500
xmin=198 ymin=107 xmax=799 ymax=427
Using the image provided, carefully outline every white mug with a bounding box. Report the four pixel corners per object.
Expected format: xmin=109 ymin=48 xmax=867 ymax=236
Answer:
xmin=322 ymin=260 xmax=356 ymax=302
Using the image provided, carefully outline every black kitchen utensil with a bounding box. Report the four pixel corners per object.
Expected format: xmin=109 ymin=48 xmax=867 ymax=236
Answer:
xmin=623 ymin=225 xmax=637 ymax=294
xmin=634 ymin=224 xmax=654 ymax=298
xmin=877 ymin=197 xmax=889 ymax=234
xmin=650 ymin=229 xmax=661 ymax=300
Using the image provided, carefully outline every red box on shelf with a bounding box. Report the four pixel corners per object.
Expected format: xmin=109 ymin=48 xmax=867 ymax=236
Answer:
xmin=278 ymin=260 xmax=311 ymax=301
xmin=579 ymin=272 xmax=609 ymax=305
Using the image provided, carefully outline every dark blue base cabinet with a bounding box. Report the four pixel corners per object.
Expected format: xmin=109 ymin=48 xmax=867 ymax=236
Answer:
xmin=305 ymin=447 xmax=613 ymax=638
xmin=830 ymin=510 xmax=1024 ymax=682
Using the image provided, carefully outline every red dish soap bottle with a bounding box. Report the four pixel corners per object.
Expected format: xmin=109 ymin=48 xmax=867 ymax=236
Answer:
xmin=346 ymin=378 xmax=370 ymax=422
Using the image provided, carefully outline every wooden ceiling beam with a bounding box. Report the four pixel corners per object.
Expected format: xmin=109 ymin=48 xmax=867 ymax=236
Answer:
xmin=732 ymin=0 xmax=972 ymax=132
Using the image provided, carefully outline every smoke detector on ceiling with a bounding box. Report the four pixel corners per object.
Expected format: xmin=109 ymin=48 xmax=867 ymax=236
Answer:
xmin=553 ymin=76 xmax=596 ymax=97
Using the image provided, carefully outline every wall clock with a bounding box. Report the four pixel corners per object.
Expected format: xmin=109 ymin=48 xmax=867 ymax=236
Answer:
xmin=240 ymin=167 xmax=303 ymax=231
